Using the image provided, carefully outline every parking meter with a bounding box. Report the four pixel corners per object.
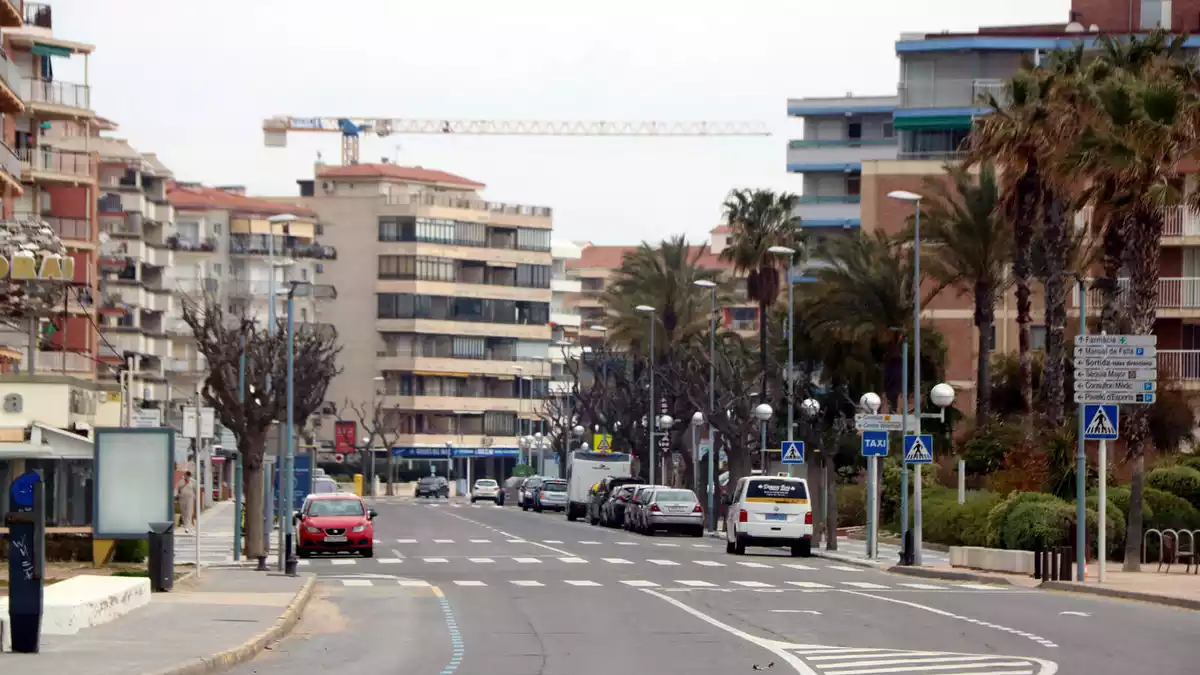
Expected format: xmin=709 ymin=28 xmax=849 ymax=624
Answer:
xmin=5 ymin=470 xmax=45 ymax=653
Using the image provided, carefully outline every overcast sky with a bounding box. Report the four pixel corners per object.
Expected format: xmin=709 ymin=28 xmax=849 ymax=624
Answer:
xmin=50 ymin=0 xmax=1066 ymax=244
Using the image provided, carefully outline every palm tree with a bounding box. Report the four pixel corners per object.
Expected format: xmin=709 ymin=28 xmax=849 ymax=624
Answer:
xmin=912 ymin=163 xmax=1010 ymax=420
xmin=720 ymin=189 xmax=802 ymax=403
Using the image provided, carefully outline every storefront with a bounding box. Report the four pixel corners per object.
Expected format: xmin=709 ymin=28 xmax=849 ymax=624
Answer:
xmin=0 ymin=424 xmax=94 ymax=529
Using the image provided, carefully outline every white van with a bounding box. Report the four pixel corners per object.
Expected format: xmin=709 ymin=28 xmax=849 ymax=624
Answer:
xmin=565 ymin=451 xmax=632 ymax=521
xmin=724 ymin=475 xmax=812 ymax=557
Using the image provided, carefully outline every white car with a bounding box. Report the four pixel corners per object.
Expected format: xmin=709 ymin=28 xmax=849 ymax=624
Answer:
xmin=471 ymin=478 xmax=503 ymax=504
xmin=724 ymin=475 xmax=812 ymax=557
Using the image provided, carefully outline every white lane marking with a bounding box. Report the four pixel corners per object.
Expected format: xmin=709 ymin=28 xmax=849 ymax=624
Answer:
xmin=676 ymin=580 xmax=717 ymax=587
xmin=692 ymin=544 xmax=711 ymax=549
xmin=898 ymin=583 xmax=944 ymax=590
xmin=437 ymin=504 xmax=579 ymax=556
xmin=732 ymin=581 xmax=773 ymax=588
xmin=694 ymin=560 xmax=726 ymax=567
xmin=959 ymin=583 xmax=1007 ymax=591
xmin=373 ymin=539 xmax=382 ymax=544
xmin=826 ymin=565 xmax=864 ymax=572
xmin=559 ymin=557 xmax=588 ymax=564
xmin=511 ymin=580 xmax=542 ymax=587
xmin=654 ymin=543 xmax=679 ymax=547
xmin=423 ymin=557 xmax=448 ymax=563
xmin=453 ymin=580 xmax=486 ymax=586
xmin=513 ymin=557 xmax=542 ymax=564
xmin=621 ymin=580 xmax=660 ymax=587
xmin=469 ymin=539 xmax=491 ymax=543
xmin=782 ymin=563 xmax=816 ymax=571
xmin=841 ymin=590 xmax=1059 ymax=649
xmin=737 ymin=561 xmax=772 ymax=568
xmin=468 ymin=557 xmax=495 ymax=564
xmin=565 ymin=580 xmax=601 ymax=586
xmin=433 ymin=539 xmax=455 ymax=543
xmin=841 ymin=581 xmax=889 ymax=589
xmin=342 ymin=579 xmax=373 ymax=587
xmin=507 ymin=539 xmax=527 ymax=543
xmin=398 ymin=580 xmax=431 ymax=587
xmin=376 ymin=558 xmax=403 ymax=564
xmin=391 ymin=548 xmax=405 ymax=560
xmin=603 ymin=557 xmax=634 ymax=564
xmin=647 ymin=559 xmax=680 ymax=566
xmin=297 ymin=560 xmax=311 ymax=566
xmin=1059 ymin=611 xmax=1090 ymax=617
xmin=331 ymin=559 xmax=356 ymax=566
xmin=787 ymin=581 xmax=832 ymax=589
xmin=396 ymin=538 xmax=418 ymax=544
xmin=544 ymin=539 xmax=565 ymax=544
xmin=579 ymin=540 xmax=601 ymax=545
xmin=616 ymin=541 xmax=638 ymax=546
xmin=771 ymin=609 xmax=821 ymax=614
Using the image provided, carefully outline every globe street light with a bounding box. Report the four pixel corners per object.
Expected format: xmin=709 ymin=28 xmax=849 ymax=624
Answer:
xmin=694 ymin=278 xmax=719 ymax=526
xmin=768 ymin=245 xmax=798 ymax=478
xmin=753 ymin=403 xmax=773 ymax=473
xmin=637 ymin=304 xmax=658 ymax=483
xmin=860 ymin=391 xmax=883 ymax=560
xmin=860 ymin=392 xmax=882 ymax=414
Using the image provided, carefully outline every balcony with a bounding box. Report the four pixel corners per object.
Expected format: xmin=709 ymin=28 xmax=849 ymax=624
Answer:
xmin=384 ymin=192 xmax=552 ymax=225
xmin=24 ymin=2 xmax=49 ymax=29
xmin=143 ymin=288 xmax=172 ymax=313
xmin=100 ymin=212 xmax=143 ymax=238
xmin=0 ymin=49 xmax=22 ymax=113
xmin=550 ymin=277 xmax=582 ymax=294
xmin=229 ymin=234 xmax=336 ymax=260
xmin=1159 ymin=351 xmax=1200 ymax=383
xmin=796 ymin=195 xmax=861 ymax=224
xmin=377 ymin=318 xmax=551 ymax=341
xmin=19 ymin=146 xmax=93 ymax=184
xmin=100 ymin=238 xmax=146 ymax=264
xmin=42 ymin=215 xmax=89 ymax=241
xmin=898 ymin=78 xmax=1007 ymax=110
xmin=1071 ymin=278 xmax=1200 ymax=315
xmin=31 ymin=351 xmax=92 ymax=374
xmin=381 ymin=394 xmax=524 ymax=415
xmin=551 ymin=309 xmax=582 ymax=328
xmin=228 ymin=279 xmax=274 ymax=297
xmin=787 ymin=139 xmax=897 ymax=167
xmin=375 ymin=355 xmax=551 ymax=378
xmin=171 ymin=277 xmax=218 ymax=296
xmin=19 ymin=77 xmax=91 ymax=117
xmin=0 ymin=140 xmax=21 ymax=191
xmin=167 ymin=235 xmax=217 ymax=253
xmin=144 ymin=246 xmax=171 ymax=268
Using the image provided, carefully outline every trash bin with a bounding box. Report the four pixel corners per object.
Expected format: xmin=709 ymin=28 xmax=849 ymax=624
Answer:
xmin=147 ymin=521 xmax=175 ymax=592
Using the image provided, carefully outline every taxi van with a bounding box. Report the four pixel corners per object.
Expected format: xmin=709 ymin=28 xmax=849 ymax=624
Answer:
xmin=723 ymin=475 xmax=812 ymax=557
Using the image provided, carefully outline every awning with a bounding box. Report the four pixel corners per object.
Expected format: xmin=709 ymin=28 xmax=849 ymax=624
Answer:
xmin=486 ymin=261 xmax=518 ymax=268
xmin=893 ymin=115 xmax=974 ymax=131
xmin=31 ymin=43 xmax=74 ymax=58
xmin=412 ymin=370 xmax=469 ymax=377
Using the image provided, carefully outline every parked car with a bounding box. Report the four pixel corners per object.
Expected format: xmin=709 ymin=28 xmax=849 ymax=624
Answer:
xmin=295 ymin=493 xmax=378 ymax=558
xmin=724 ymin=475 xmax=812 ymax=557
xmin=534 ymin=479 xmax=568 ymax=512
xmin=624 ymin=485 xmax=665 ymax=531
xmin=636 ymin=488 xmax=704 ymax=536
xmin=602 ymin=484 xmax=640 ymax=529
xmin=518 ymin=476 xmax=545 ymax=510
xmin=471 ymin=478 xmax=504 ymax=504
xmin=588 ymin=476 xmax=644 ymax=526
xmin=416 ymin=475 xmax=450 ymax=499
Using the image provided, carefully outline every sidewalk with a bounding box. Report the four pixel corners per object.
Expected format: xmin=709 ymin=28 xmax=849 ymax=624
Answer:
xmin=183 ymin=500 xmax=279 ymax=567
xmin=2 ymin=567 xmax=314 ymax=674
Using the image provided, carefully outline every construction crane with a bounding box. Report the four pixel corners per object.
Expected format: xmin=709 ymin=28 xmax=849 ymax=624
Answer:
xmin=262 ymin=116 xmax=772 ymax=166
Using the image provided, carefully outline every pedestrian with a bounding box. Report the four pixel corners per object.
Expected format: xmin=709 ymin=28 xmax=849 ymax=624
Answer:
xmin=177 ymin=471 xmax=197 ymax=533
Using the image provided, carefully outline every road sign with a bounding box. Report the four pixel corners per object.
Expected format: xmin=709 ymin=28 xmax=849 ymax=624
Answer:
xmin=1074 ymin=345 xmax=1157 ymax=358
xmin=131 ymin=409 xmax=161 ymax=428
xmin=854 ymin=413 xmax=918 ymax=431
xmin=1074 ymin=334 xmax=1157 ymax=347
xmin=1076 ymin=368 xmax=1158 ymax=380
xmin=200 ymin=407 xmax=215 ymax=439
xmin=1073 ymin=391 xmax=1155 ymax=404
xmin=182 ymin=408 xmax=197 ymax=437
xmin=861 ymin=431 xmax=888 ymax=457
xmin=1074 ymin=379 xmax=1157 ymax=393
xmin=903 ymin=434 xmax=933 ymax=464
xmin=1083 ymin=404 xmax=1119 ymax=440
xmin=593 ymin=434 xmax=613 ymax=452
xmin=1073 ymin=356 xmax=1157 ymax=369
xmin=781 ymin=441 xmax=805 ymax=465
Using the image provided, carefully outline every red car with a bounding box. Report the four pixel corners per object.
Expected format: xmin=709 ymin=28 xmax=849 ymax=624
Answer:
xmin=296 ymin=493 xmax=378 ymax=558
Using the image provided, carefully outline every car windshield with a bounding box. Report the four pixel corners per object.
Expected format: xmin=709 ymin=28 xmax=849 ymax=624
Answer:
xmin=654 ymin=489 xmax=697 ymax=502
xmin=418 ymin=477 xmax=438 ymax=485
xmin=543 ymin=482 xmax=567 ymax=492
xmin=747 ymin=479 xmax=807 ymax=500
xmin=476 ymin=480 xmax=497 ymax=487
xmin=308 ymin=499 xmax=365 ymax=517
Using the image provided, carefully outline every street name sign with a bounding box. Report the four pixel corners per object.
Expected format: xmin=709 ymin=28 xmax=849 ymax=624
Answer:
xmin=1074 ymin=334 xmax=1157 ymax=347
xmin=781 ymin=441 xmax=805 ymax=465
xmin=1074 ymin=379 xmax=1157 ymax=393
xmin=1076 ymin=368 xmax=1158 ymax=380
xmin=1073 ymin=357 xmax=1157 ymax=369
xmin=1073 ymin=391 xmax=1155 ymax=404
xmin=1083 ymin=404 xmax=1119 ymax=441
xmin=861 ymin=431 xmax=888 ymax=457
xmin=1075 ymin=345 xmax=1157 ymax=358
xmin=854 ymin=413 xmax=918 ymax=431
xmin=903 ymin=434 xmax=933 ymax=464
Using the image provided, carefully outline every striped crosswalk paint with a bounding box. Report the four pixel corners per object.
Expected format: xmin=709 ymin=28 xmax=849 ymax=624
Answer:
xmin=826 ymin=565 xmax=864 ymax=572
xmin=396 ymin=538 xmax=418 ymax=544
xmin=676 ymin=580 xmax=717 ymax=587
xmin=559 ymin=557 xmax=588 ymax=564
xmin=433 ymin=539 xmax=455 ymax=543
xmin=469 ymin=539 xmax=491 ymax=543
xmin=603 ymin=557 xmax=634 ymax=564
xmin=731 ymin=580 xmax=773 ymax=588
xmin=453 ymin=580 xmax=486 ymax=586
xmin=513 ymin=557 xmax=541 ymax=564
xmin=787 ymin=645 xmax=1051 ymax=674
xmin=959 ymin=583 xmax=1006 ymax=590
xmin=736 ymin=561 xmax=771 ymax=568
xmin=621 ymin=580 xmax=659 ymax=587
xmin=331 ymin=559 xmax=356 ymax=566
xmin=376 ymin=558 xmax=403 ymax=564
xmin=398 ymin=580 xmax=431 ymax=587
xmin=897 ymin=583 xmax=944 ymax=590
xmin=511 ymin=580 xmax=543 ymax=587
xmin=781 ymin=563 xmax=816 ymax=570
xmin=565 ymin=580 xmax=601 ymax=587
xmin=423 ymin=557 xmax=448 ymax=563
xmin=468 ymin=557 xmax=495 ymax=564
xmin=841 ymin=581 xmax=889 ymax=589
xmin=787 ymin=581 xmax=831 ymax=589
xmin=694 ymin=560 xmax=726 ymax=567
xmin=647 ymin=559 xmax=680 ymax=566
xmin=341 ymin=579 xmax=373 ymax=587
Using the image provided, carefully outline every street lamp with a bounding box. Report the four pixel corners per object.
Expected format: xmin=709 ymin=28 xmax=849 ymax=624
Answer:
xmin=753 ymin=403 xmax=773 ymax=473
xmin=768 ymin=246 xmax=798 ymax=477
xmin=860 ymin=392 xmax=882 ymax=560
xmin=444 ymin=441 xmax=454 ymax=483
xmin=636 ymin=304 xmax=657 ymax=483
xmin=690 ymin=411 xmax=705 ymax=496
xmin=694 ymin=278 xmax=718 ymax=524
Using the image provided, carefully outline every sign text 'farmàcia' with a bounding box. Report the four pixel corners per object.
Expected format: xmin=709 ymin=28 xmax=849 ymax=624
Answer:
xmin=0 ymin=254 xmax=74 ymax=281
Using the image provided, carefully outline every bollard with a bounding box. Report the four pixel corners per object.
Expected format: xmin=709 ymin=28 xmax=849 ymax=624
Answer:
xmin=1049 ymin=549 xmax=1060 ymax=581
xmin=1034 ymin=545 xmax=1043 ymax=580
xmin=1060 ymin=546 xmax=1073 ymax=582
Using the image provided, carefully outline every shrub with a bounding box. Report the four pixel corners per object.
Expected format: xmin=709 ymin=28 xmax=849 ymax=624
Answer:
xmin=880 ymin=456 xmax=935 ymax=527
xmin=985 ymin=491 xmax=1061 ymax=548
xmin=1146 ymin=465 xmax=1200 ymax=510
xmin=1106 ymin=485 xmax=1154 ymax=527
xmin=1179 ymin=455 xmax=1200 ymax=473
xmin=1001 ymin=498 xmax=1075 ymax=551
xmin=1143 ymin=487 xmax=1200 ymax=531
xmin=836 ymin=484 xmax=867 ymax=528
xmin=113 ymin=538 xmax=149 ymax=564
xmin=960 ymin=420 xmax=1022 ymax=477
xmin=1 ymin=533 xmax=92 ymax=562
xmin=1083 ymin=495 xmax=1125 ymax=559
xmin=920 ymin=487 xmax=1001 ymax=547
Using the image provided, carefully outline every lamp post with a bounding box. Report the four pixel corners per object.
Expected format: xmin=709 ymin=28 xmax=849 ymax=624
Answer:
xmin=768 ymin=246 xmax=797 ymax=477
xmin=690 ymin=411 xmax=704 ymax=496
xmin=753 ymin=403 xmax=773 ymax=474
xmin=656 ymin=414 xmax=675 ymax=484
xmin=693 ymin=279 xmax=718 ymax=527
xmin=889 ymin=189 xmax=923 ymax=564
xmin=263 ymin=217 xmax=296 ymax=573
xmin=635 ymin=304 xmax=657 ymax=483
xmin=281 ymin=280 xmax=312 ymax=576
xmin=800 ymin=397 xmax=820 ymax=542
xmin=859 ymin=391 xmax=882 ymax=560
xmin=370 ymin=375 xmax=385 ymax=496
xmin=926 ymin=382 xmax=956 ymax=565
xmin=513 ymin=365 xmax=525 ymax=446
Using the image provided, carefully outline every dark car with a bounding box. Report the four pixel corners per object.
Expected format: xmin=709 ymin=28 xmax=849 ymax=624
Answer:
xmin=415 ymin=475 xmax=449 ymax=499
xmin=519 ymin=476 xmax=545 ymax=511
xmin=589 ymin=476 xmax=644 ymax=526
xmin=602 ymin=484 xmax=641 ymax=529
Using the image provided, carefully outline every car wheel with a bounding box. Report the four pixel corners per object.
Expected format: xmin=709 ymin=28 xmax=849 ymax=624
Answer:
xmin=725 ymin=540 xmax=735 ymax=554
xmin=566 ymin=506 xmax=578 ymax=522
xmin=734 ymin=538 xmax=746 ymax=555
xmin=692 ymin=526 xmax=705 ymax=537
xmin=793 ymin=541 xmax=812 ymax=558
xmin=298 ymin=547 xmax=311 ymax=559
xmin=471 ymin=498 xmax=477 ymax=504
xmin=362 ymin=547 xmax=374 ymax=559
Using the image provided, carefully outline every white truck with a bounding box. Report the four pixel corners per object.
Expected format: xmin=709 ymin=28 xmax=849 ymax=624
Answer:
xmin=564 ymin=450 xmax=632 ymax=521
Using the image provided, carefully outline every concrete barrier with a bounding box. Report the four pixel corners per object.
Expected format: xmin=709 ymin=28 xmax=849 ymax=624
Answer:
xmin=0 ymin=574 xmax=151 ymax=643
xmin=950 ymin=546 xmax=1036 ymax=575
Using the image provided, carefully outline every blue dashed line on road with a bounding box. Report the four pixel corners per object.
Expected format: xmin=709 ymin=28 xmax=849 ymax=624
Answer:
xmin=436 ymin=591 xmax=464 ymax=674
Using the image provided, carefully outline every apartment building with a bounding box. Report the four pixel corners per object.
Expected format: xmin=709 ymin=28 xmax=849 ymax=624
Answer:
xmin=287 ymin=161 xmax=554 ymax=475
xmin=549 ymin=239 xmax=582 ymax=400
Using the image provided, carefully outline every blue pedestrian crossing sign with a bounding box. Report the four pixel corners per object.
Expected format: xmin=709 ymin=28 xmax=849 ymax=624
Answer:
xmin=1083 ymin=404 xmax=1119 ymax=440
xmin=903 ymin=434 xmax=934 ymax=464
xmin=861 ymin=430 xmax=889 ymax=457
xmin=781 ymin=441 xmax=805 ymax=465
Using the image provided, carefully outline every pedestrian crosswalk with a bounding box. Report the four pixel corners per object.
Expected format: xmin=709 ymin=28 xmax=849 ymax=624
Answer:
xmin=292 ymin=555 xmax=846 ymax=569
xmin=785 ymin=645 xmax=1052 ymax=674
xmin=384 ymin=538 xmax=714 ymax=548
xmin=322 ymin=577 xmax=1017 ymax=592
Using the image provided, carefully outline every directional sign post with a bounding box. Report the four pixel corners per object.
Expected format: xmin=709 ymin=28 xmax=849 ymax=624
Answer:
xmin=781 ymin=441 xmax=805 ymax=465
xmin=854 ymin=414 xmax=918 ymax=432
xmin=903 ymin=435 xmax=933 ymax=464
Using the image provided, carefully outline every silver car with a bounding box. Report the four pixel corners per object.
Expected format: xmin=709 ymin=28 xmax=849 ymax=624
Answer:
xmin=535 ymin=479 xmax=568 ymax=512
xmin=638 ymin=488 xmax=704 ymax=536
xmin=624 ymin=484 xmax=668 ymax=531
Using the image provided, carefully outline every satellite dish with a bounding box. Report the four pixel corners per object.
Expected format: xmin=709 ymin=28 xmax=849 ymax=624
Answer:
xmin=1065 ymin=21 xmax=1085 ymax=33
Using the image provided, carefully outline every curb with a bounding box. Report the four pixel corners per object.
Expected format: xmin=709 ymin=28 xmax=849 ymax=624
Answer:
xmin=146 ymin=574 xmax=316 ymax=675
xmin=811 ymin=549 xmax=888 ymax=569
xmin=885 ymin=565 xmax=1015 ymax=585
xmin=1039 ymin=581 xmax=1200 ymax=611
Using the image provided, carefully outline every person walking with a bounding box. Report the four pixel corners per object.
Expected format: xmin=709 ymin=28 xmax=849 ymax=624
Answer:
xmin=177 ymin=471 xmax=197 ymax=533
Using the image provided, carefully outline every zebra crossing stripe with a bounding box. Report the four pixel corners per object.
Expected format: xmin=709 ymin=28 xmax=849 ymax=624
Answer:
xmin=603 ymin=558 xmax=633 ymax=564
xmin=565 ymin=580 xmax=601 ymax=587
xmin=841 ymin=581 xmax=889 ymax=589
xmin=559 ymin=557 xmax=588 ymax=564
xmin=736 ymin=561 xmax=771 ymax=568
xmin=787 ymin=581 xmax=831 ymax=589
xmin=453 ymin=580 xmax=486 ymax=586
xmin=676 ymin=580 xmax=717 ymax=587
xmin=621 ymin=580 xmax=659 ymax=587
xmin=513 ymin=557 xmax=541 ymax=564
xmin=342 ymin=579 xmax=373 ymax=587
xmin=647 ymin=559 xmax=679 ymax=566
xmin=731 ymin=581 xmax=773 ymax=588
xmin=468 ymin=558 xmax=495 ymax=564
xmin=694 ymin=560 xmax=725 ymax=567
xmin=511 ymin=580 xmax=542 ymax=587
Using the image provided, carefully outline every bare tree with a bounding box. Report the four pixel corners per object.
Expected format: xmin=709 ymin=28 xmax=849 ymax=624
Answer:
xmin=182 ymin=298 xmax=340 ymax=559
xmin=344 ymin=392 xmax=402 ymax=496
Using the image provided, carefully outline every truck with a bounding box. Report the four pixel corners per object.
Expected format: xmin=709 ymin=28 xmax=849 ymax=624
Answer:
xmin=564 ymin=450 xmax=632 ymax=521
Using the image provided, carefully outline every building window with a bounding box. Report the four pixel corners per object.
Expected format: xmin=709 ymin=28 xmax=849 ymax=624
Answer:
xmin=847 ymin=120 xmax=862 ymax=139
xmin=516 ymin=264 xmax=551 ymax=288
xmin=379 ymin=255 xmax=414 ymax=279
xmin=377 ymin=293 xmax=549 ymax=325
xmin=516 ymin=228 xmax=551 ymax=252
xmin=1031 ymin=325 xmax=1047 ymax=350
xmin=846 ymin=172 xmax=861 ymax=196
xmin=213 ymin=223 xmax=222 ymax=235
xmin=416 ymin=256 xmax=455 ymax=282
xmin=883 ymin=121 xmax=895 ymax=138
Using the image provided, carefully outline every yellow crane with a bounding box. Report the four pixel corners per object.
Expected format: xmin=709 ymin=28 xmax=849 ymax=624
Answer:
xmin=262 ymin=116 xmax=772 ymax=166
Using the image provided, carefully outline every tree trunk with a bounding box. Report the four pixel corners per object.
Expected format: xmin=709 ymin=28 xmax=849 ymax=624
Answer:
xmin=758 ymin=300 xmax=769 ymax=403
xmin=240 ymin=428 xmax=268 ymax=559
xmin=1041 ymin=195 xmax=1070 ymax=427
xmin=825 ymin=458 xmax=838 ymax=551
xmin=1098 ymin=213 xmax=1127 ymax=333
xmin=385 ymin=451 xmax=394 ymax=497
xmin=1011 ymin=173 xmax=1040 ymax=429
xmin=974 ymin=282 xmax=995 ymax=420
xmin=1124 ymin=453 xmax=1146 ymax=571
xmin=810 ymin=454 xmax=824 ymax=547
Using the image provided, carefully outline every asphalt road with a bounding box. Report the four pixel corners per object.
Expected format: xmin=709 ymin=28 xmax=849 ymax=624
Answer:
xmin=227 ymin=496 xmax=1200 ymax=675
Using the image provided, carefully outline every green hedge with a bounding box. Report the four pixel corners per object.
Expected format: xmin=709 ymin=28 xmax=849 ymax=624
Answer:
xmin=920 ymin=487 xmax=1000 ymax=547
xmin=1146 ymin=465 xmax=1200 ymax=510
xmin=1105 ymin=485 xmax=1154 ymax=527
xmin=986 ymin=491 xmax=1062 ymax=548
xmin=1179 ymin=455 xmax=1200 ymax=473
xmin=1143 ymin=487 xmax=1200 ymax=531
xmin=836 ymin=484 xmax=867 ymax=528
xmin=113 ymin=539 xmax=148 ymax=564
xmin=1001 ymin=498 xmax=1076 ymax=550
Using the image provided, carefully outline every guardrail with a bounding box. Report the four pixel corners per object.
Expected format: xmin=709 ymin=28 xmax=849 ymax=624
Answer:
xmin=18 ymin=146 xmax=93 ymax=178
xmin=20 ymin=77 xmax=89 ymax=109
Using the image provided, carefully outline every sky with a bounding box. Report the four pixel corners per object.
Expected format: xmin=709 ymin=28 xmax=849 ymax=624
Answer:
xmin=49 ymin=0 xmax=1068 ymax=245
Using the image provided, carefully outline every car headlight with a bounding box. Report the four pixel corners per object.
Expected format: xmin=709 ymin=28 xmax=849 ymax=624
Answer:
xmin=351 ymin=524 xmax=367 ymax=533
xmin=305 ymin=526 xmax=321 ymax=534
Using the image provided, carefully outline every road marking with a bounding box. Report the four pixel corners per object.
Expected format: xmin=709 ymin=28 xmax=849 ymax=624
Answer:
xmin=694 ymin=560 xmax=726 ymax=567
xmin=506 ymin=539 xmax=527 ymax=543
xmin=692 ymin=544 xmax=711 ymax=548
xmin=603 ymin=557 xmax=634 ymax=564
xmin=434 ymin=539 xmax=455 ymax=543
xmin=469 ymin=539 xmax=491 ymax=543
xmin=616 ymin=541 xmax=638 ymax=546
xmin=731 ymin=581 xmax=773 ymax=588
xmin=959 ymin=583 xmax=1006 ymax=591
xmin=397 ymin=538 xmax=418 ymax=544
xmin=565 ymin=580 xmax=601 ymax=586
xmin=391 ymin=548 xmax=405 ymax=560
xmin=841 ymin=590 xmax=1059 ymax=649
xmin=511 ymin=580 xmax=543 ymax=587
xmin=513 ymin=557 xmax=542 ymax=564
xmin=398 ymin=580 xmax=431 ymax=587
xmin=372 ymin=539 xmax=382 ymax=544
xmin=453 ymin=580 xmax=486 ymax=587
xmin=787 ymin=581 xmax=831 ymax=589
xmin=579 ymin=540 xmax=601 ymax=545
xmin=331 ymin=559 xmax=356 ymax=566
xmin=647 ymin=559 xmax=680 ymax=566
xmin=841 ymin=581 xmax=888 ymax=589
xmin=468 ymin=557 xmax=495 ymax=564
xmin=341 ymin=579 xmax=373 ymax=587
xmin=676 ymin=580 xmax=717 ymax=587
xmin=781 ymin=564 xmax=816 ymax=571
xmin=737 ymin=561 xmax=772 ymax=568
xmin=559 ymin=557 xmax=588 ymax=564
xmin=544 ymin=540 xmax=565 ymax=544
xmin=771 ymin=609 xmax=821 ymax=614
xmin=654 ymin=543 xmax=679 ymax=547
xmin=897 ymin=583 xmax=944 ymax=590
xmin=1059 ymin=611 xmax=1090 ymax=617
xmin=621 ymin=580 xmax=659 ymax=587
xmin=423 ymin=557 xmax=449 ymax=563
xmin=376 ymin=558 xmax=403 ymax=564
xmin=826 ymin=565 xmax=863 ymax=572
